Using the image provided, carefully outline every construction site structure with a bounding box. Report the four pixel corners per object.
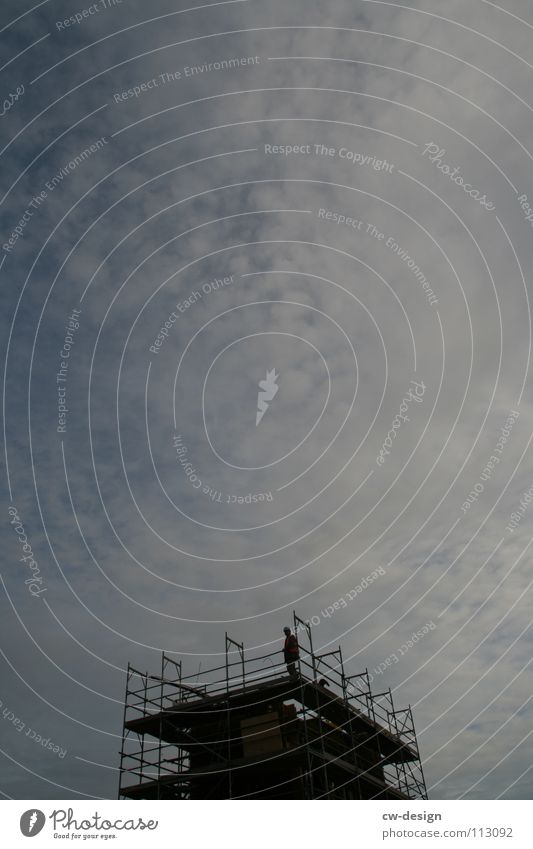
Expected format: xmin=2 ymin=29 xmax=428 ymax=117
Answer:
xmin=118 ymin=612 xmax=428 ymax=800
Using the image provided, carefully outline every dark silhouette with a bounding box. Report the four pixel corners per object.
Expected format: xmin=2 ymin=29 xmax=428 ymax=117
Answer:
xmin=283 ymin=626 xmax=299 ymax=679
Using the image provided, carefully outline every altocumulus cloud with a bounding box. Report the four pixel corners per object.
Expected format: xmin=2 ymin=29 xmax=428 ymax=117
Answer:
xmin=0 ymin=0 xmax=532 ymax=800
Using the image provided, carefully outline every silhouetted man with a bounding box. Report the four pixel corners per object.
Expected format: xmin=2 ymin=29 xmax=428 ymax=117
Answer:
xmin=283 ymin=626 xmax=299 ymax=679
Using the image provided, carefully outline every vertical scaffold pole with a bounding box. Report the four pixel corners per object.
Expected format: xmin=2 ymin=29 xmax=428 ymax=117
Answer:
xmin=224 ymin=634 xmax=245 ymax=798
xmin=224 ymin=633 xmax=232 ymax=799
xmin=158 ymin=653 xmax=164 ymax=799
xmin=117 ymin=662 xmax=131 ymax=799
xmin=292 ymin=611 xmax=315 ymax=798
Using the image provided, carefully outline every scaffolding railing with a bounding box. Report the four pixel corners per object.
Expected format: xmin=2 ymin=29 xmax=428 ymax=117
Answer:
xmin=118 ymin=611 xmax=428 ymax=800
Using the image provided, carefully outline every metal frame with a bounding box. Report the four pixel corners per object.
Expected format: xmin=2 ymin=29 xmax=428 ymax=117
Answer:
xmin=118 ymin=614 xmax=428 ymax=800
xmin=224 ymin=634 xmax=245 ymax=797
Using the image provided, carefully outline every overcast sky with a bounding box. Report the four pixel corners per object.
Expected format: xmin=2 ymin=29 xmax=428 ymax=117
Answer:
xmin=1 ymin=0 xmax=533 ymax=801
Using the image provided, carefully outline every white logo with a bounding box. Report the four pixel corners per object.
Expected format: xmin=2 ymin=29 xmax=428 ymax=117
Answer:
xmin=20 ymin=809 xmax=46 ymax=837
xmin=256 ymin=369 xmax=279 ymax=426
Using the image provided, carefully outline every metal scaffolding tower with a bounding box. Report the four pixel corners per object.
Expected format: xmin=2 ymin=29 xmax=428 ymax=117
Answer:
xmin=118 ymin=612 xmax=428 ymax=800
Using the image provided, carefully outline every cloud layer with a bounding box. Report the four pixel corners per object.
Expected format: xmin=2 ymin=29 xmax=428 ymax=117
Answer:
xmin=1 ymin=0 xmax=533 ymax=800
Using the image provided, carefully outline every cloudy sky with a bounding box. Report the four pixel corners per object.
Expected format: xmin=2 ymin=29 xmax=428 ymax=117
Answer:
xmin=1 ymin=0 xmax=532 ymax=800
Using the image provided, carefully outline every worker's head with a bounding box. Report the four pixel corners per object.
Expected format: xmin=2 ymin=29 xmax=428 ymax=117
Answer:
xmin=283 ymin=626 xmax=291 ymax=635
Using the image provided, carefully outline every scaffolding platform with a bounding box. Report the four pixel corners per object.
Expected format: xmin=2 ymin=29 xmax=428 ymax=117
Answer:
xmin=118 ymin=613 xmax=428 ymax=800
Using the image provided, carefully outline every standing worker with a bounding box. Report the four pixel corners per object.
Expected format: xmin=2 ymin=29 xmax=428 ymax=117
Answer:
xmin=283 ymin=626 xmax=300 ymax=679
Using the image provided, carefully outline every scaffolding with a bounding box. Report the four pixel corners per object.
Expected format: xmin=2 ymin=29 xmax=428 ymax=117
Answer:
xmin=118 ymin=612 xmax=428 ymax=800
